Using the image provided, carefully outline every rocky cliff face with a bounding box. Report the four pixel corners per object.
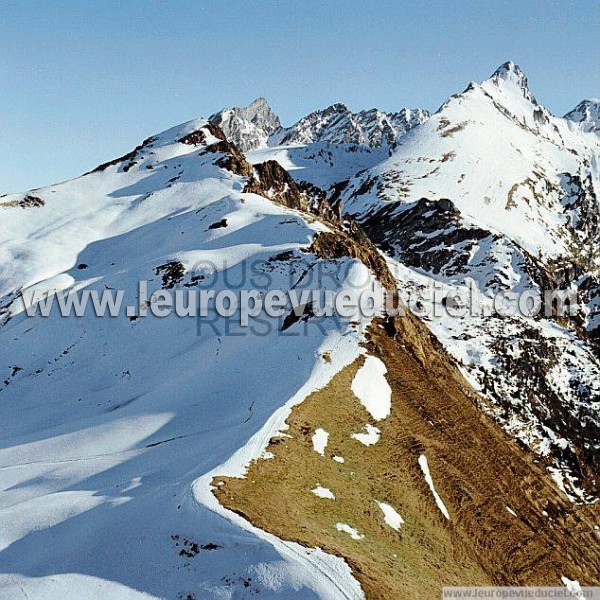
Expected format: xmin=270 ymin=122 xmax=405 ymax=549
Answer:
xmin=209 ymin=97 xmax=429 ymax=153
xmin=209 ymin=97 xmax=281 ymax=151
xmin=269 ymin=103 xmax=429 ymax=147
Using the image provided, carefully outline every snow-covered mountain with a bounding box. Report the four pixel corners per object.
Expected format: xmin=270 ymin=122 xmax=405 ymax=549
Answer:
xmin=268 ymin=103 xmax=429 ymax=148
xmin=205 ymin=63 xmax=600 ymax=502
xmin=1 ymin=61 xmax=599 ymax=598
xmin=209 ymin=97 xmax=281 ymax=151
xmin=209 ymin=98 xmax=429 ymax=152
xmin=564 ymin=98 xmax=600 ymax=133
xmin=338 ymin=61 xmax=600 ymax=501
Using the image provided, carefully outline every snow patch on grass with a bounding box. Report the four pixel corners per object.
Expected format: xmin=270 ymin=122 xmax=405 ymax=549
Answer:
xmin=377 ymin=502 xmax=404 ymax=531
xmin=418 ymin=454 xmax=450 ymax=520
xmin=312 ymin=486 xmax=335 ymax=499
xmin=335 ymin=523 xmax=364 ymax=540
xmin=560 ymin=576 xmax=583 ymax=596
xmin=351 ymin=424 xmax=380 ymax=446
xmin=351 ymin=355 xmax=391 ymax=421
xmin=312 ymin=428 xmax=329 ymax=456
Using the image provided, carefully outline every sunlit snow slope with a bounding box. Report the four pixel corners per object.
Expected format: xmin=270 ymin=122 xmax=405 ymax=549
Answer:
xmin=0 ymin=120 xmax=372 ymax=599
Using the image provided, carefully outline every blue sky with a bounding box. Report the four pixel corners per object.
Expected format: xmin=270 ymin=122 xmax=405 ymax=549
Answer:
xmin=1 ymin=0 xmax=597 ymax=192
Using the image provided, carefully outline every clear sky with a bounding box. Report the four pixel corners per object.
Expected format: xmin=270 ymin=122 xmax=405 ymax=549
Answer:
xmin=1 ymin=0 xmax=597 ymax=193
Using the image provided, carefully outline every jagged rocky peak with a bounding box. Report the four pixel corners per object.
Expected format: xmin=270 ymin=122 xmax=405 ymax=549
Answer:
xmin=564 ymin=98 xmax=600 ymax=133
xmin=487 ymin=60 xmax=536 ymax=103
xmin=492 ymin=60 xmax=527 ymax=81
xmin=269 ymin=103 xmax=429 ymax=147
xmin=209 ymin=97 xmax=281 ymax=151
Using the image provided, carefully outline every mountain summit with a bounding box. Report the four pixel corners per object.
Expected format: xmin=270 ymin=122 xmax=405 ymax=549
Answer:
xmin=564 ymin=98 xmax=600 ymax=133
xmin=491 ymin=60 xmax=529 ymax=84
xmin=209 ymin=97 xmax=281 ymax=151
xmin=482 ymin=59 xmax=540 ymax=105
xmin=209 ymin=97 xmax=430 ymax=153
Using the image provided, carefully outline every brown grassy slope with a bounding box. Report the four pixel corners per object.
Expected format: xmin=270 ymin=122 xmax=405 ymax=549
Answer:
xmin=213 ymin=317 xmax=600 ymax=598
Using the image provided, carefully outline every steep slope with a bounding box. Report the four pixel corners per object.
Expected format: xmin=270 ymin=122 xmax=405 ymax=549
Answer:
xmin=215 ymin=319 xmax=600 ymax=598
xmin=339 ymin=62 xmax=600 ymax=501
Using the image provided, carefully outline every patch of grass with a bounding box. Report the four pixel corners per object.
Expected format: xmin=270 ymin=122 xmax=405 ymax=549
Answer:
xmin=214 ymin=321 xmax=600 ymax=598
xmin=439 ymin=121 xmax=469 ymax=138
xmin=0 ymin=195 xmax=44 ymax=209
